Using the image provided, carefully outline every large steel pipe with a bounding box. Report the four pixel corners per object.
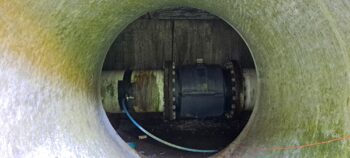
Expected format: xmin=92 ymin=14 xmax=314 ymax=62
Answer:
xmin=1 ymin=1 xmax=349 ymax=157
xmin=100 ymin=69 xmax=256 ymax=114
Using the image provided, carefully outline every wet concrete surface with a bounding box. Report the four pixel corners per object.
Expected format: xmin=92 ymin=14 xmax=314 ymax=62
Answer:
xmin=107 ymin=112 xmax=251 ymax=158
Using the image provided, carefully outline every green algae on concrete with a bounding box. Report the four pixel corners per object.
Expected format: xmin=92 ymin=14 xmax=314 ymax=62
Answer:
xmin=0 ymin=0 xmax=349 ymax=157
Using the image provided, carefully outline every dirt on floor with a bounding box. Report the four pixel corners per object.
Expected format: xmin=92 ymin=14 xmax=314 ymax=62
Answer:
xmin=107 ymin=112 xmax=251 ymax=158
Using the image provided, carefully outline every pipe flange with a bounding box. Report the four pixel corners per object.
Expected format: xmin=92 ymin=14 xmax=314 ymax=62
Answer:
xmin=171 ymin=62 xmax=176 ymax=120
xmin=163 ymin=61 xmax=177 ymax=120
xmin=224 ymin=60 xmax=242 ymax=118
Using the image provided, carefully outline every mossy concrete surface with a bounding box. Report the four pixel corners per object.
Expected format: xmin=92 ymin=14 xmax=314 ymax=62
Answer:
xmin=0 ymin=0 xmax=349 ymax=157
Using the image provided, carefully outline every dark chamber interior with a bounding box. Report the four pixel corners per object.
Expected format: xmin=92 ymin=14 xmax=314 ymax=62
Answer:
xmin=102 ymin=7 xmax=255 ymax=158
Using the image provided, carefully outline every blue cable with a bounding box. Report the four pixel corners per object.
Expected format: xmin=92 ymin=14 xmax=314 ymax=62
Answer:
xmin=121 ymin=99 xmax=218 ymax=153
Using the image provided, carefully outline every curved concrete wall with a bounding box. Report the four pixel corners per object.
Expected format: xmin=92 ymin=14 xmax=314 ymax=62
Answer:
xmin=0 ymin=0 xmax=349 ymax=157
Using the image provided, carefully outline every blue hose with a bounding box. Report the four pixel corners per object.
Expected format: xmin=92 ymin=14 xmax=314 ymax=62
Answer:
xmin=121 ymin=99 xmax=218 ymax=153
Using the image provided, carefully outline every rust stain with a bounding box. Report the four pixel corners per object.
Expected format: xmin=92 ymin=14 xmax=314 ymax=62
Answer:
xmin=132 ymin=72 xmax=160 ymax=112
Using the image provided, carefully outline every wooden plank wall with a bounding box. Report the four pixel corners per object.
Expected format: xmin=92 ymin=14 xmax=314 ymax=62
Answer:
xmin=173 ymin=20 xmax=245 ymax=66
xmin=103 ymin=9 xmax=254 ymax=70
xmin=103 ymin=20 xmax=173 ymax=70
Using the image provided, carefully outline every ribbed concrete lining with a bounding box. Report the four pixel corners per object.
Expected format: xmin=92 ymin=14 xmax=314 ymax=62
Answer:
xmin=0 ymin=0 xmax=349 ymax=157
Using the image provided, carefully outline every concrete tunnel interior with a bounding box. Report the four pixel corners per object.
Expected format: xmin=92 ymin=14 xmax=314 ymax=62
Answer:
xmin=0 ymin=1 xmax=350 ymax=158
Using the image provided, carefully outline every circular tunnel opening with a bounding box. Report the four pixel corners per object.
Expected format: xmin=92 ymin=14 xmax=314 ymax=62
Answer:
xmin=101 ymin=7 xmax=257 ymax=158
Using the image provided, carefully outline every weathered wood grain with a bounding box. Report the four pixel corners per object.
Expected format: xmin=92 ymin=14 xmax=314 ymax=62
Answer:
xmin=103 ymin=19 xmax=173 ymax=70
xmin=173 ymin=20 xmax=245 ymax=66
xmin=103 ymin=18 xmax=253 ymax=70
